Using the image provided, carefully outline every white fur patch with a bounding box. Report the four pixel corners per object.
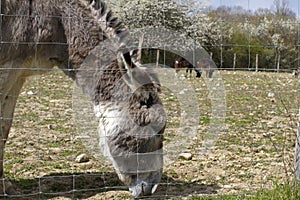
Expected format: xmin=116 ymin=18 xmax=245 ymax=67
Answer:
xmin=93 ymin=103 xmax=125 ymax=158
xmin=93 ymin=104 xmax=103 ymax=118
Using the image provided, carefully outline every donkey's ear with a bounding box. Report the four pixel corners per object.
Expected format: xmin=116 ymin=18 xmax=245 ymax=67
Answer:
xmin=136 ymin=33 xmax=144 ymax=62
xmin=117 ymin=51 xmax=135 ymax=72
xmin=89 ymin=0 xmax=105 ymax=12
xmin=117 ymin=50 xmax=153 ymax=93
xmin=117 ymin=51 xmax=136 ymax=90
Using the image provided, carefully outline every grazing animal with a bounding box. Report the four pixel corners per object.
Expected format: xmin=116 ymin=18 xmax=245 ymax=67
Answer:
xmin=174 ymin=57 xmax=202 ymax=78
xmin=197 ymin=58 xmax=214 ymax=78
xmin=0 ymin=0 xmax=165 ymax=197
xmin=293 ymin=69 xmax=300 ymax=78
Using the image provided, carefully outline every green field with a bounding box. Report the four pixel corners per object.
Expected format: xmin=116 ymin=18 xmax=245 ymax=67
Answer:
xmin=5 ymin=69 xmax=300 ymax=199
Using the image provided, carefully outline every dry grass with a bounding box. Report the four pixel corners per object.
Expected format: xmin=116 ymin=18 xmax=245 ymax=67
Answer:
xmin=4 ymin=69 xmax=299 ymax=199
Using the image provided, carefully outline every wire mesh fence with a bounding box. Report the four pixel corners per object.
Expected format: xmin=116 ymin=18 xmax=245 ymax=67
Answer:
xmin=0 ymin=0 xmax=299 ymax=199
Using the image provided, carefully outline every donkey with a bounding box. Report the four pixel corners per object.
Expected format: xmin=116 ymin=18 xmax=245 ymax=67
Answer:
xmin=0 ymin=0 xmax=165 ymax=197
xmin=174 ymin=56 xmax=202 ymax=78
xmin=197 ymin=58 xmax=214 ymax=78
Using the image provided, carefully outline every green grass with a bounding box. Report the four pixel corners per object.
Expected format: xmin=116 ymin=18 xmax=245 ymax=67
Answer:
xmin=251 ymin=183 xmax=300 ymax=200
xmin=185 ymin=182 xmax=300 ymax=200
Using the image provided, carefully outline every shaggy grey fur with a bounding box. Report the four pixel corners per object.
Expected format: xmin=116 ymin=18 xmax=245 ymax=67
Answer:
xmin=0 ymin=0 xmax=165 ymax=197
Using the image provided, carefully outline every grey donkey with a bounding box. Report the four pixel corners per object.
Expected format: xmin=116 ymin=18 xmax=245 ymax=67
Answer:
xmin=0 ymin=0 xmax=166 ymax=197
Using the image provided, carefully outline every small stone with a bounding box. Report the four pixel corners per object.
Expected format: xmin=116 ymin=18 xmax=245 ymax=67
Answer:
xmin=271 ymin=98 xmax=276 ymax=103
xmin=179 ymin=153 xmax=193 ymax=160
xmin=27 ymin=91 xmax=35 ymax=95
xmin=268 ymin=92 xmax=275 ymax=98
xmin=74 ymin=135 xmax=90 ymax=140
xmin=179 ymin=90 xmax=185 ymax=95
xmin=75 ymin=154 xmax=89 ymax=163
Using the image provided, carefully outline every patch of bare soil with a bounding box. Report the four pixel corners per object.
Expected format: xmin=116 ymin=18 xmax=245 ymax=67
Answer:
xmin=3 ymin=69 xmax=298 ymax=199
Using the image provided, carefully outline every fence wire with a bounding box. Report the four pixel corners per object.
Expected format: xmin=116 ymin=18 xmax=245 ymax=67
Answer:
xmin=0 ymin=0 xmax=299 ymax=199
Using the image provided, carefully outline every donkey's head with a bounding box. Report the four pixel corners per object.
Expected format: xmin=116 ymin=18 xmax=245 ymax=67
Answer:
xmin=107 ymin=48 xmax=165 ymax=197
xmin=86 ymin=42 xmax=165 ymax=197
xmin=77 ymin=42 xmax=165 ymax=198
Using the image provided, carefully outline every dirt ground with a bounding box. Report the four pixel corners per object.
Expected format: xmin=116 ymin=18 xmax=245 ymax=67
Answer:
xmin=3 ymin=69 xmax=299 ymax=199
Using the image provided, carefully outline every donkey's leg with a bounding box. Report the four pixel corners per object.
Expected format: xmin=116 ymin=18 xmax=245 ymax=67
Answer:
xmin=207 ymin=69 xmax=213 ymax=78
xmin=0 ymin=78 xmax=25 ymax=194
xmin=185 ymin=68 xmax=189 ymax=78
xmin=186 ymin=68 xmax=192 ymax=78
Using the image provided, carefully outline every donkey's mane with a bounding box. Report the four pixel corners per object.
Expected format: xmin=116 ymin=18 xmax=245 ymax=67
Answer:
xmin=80 ymin=0 xmax=125 ymax=39
xmin=66 ymin=0 xmax=127 ymax=67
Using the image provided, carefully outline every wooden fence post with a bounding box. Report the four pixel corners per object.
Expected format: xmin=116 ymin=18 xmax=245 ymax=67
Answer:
xmin=137 ymin=33 xmax=144 ymax=62
xmin=277 ymin=54 xmax=280 ymax=72
xmin=156 ymin=49 xmax=160 ymax=67
xmin=295 ymin=108 xmax=300 ymax=179
xmin=233 ymin=53 xmax=236 ymax=70
xmin=255 ymin=54 xmax=258 ymax=72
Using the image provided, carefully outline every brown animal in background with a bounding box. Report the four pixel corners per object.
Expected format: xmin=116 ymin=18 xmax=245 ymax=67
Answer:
xmin=293 ymin=69 xmax=300 ymax=78
xmin=174 ymin=57 xmax=201 ymax=78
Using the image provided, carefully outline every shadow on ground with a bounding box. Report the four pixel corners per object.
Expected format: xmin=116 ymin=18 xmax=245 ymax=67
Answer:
xmin=2 ymin=172 xmax=220 ymax=199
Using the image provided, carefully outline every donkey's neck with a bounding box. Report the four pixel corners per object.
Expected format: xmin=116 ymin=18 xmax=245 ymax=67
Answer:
xmin=59 ymin=0 xmax=125 ymax=71
xmin=56 ymin=1 xmax=127 ymax=102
